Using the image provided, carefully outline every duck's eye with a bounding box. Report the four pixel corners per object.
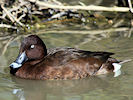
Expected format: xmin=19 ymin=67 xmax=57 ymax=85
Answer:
xmin=30 ymin=45 xmax=35 ymax=49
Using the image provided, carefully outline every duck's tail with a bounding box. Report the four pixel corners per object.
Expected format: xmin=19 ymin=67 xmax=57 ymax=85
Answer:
xmin=113 ymin=59 xmax=132 ymax=77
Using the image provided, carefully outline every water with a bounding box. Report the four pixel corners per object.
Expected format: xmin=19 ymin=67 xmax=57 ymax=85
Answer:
xmin=0 ymin=0 xmax=133 ymax=99
xmin=0 ymin=26 xmax=133 ymax=100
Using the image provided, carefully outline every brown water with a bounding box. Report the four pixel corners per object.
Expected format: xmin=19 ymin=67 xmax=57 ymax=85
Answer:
xmin=0 ymin=0 xmax=133 ymax=100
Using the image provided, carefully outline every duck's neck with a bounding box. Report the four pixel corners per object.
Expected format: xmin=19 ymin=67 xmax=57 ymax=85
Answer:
xmin=28 ymin=58 xmax=45 ymax=65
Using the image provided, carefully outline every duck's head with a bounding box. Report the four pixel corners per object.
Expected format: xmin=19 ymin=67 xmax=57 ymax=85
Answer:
xmin=10 ymin=35 xmax=47 ymax=74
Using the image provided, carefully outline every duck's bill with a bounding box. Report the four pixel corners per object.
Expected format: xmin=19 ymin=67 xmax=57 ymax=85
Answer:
xmin=10 ymin=51 xmax=28 ymax=69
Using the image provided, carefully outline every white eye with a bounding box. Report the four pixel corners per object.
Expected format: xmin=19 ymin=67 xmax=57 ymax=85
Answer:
xmin=30 ymin=45 xmax=35 ymax=49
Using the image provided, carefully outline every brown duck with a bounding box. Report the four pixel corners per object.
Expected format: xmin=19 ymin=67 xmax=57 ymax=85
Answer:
xmin=10 ymin=35 xmax=128 ymax=80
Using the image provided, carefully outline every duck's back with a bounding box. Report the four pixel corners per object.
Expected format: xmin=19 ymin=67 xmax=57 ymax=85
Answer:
xmin=46 ymin=47 xmax=114 ymax=66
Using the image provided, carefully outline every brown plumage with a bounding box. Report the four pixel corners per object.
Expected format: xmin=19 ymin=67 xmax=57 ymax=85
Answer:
xmin=10 ymin=35 xmax=120 ymax=80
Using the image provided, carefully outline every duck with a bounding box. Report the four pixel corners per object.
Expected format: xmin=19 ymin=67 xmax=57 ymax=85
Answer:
xmin=10 ymin=35 xmax=126 ymax=80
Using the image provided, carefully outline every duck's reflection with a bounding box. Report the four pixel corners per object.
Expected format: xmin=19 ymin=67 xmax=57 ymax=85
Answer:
xmin=11 ymin=75 xmax=112 ymax=100
xmin=12 ymin=88 xmax=25 ymax=100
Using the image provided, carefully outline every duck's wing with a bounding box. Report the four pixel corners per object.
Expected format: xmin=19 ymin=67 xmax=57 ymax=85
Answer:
xmin=46 ymin=47 xmax=115 ymax=66
xmin=84 ymin=51 xmax=114 ymax=62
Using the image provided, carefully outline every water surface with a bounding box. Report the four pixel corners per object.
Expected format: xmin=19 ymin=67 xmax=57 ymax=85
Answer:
xmin=0 ymin=26 xmax=133 ymax=100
